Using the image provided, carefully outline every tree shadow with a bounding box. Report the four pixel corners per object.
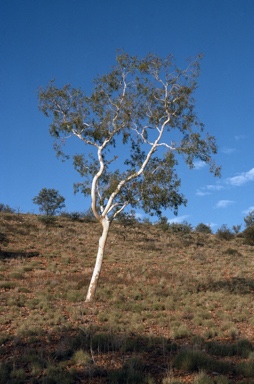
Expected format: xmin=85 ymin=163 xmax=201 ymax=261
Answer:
xmin=0 ymin=250 xmax=40 ymax=260
xmin=198 ymin=277 xmax=254 ymax=294
xmin=1 ymin=325 xmax=253 ymax=383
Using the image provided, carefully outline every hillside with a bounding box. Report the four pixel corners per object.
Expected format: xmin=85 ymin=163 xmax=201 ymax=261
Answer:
xmin=1 ymin=213 xmax=254 ymax=383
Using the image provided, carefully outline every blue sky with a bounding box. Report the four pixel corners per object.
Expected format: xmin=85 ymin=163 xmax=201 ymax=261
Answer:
xmin=1 ymin=0 xmax=254 ymax=230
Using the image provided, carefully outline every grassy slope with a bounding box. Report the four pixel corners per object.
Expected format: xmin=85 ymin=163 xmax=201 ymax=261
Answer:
xmin=0 ymin=213 xmax=254 ymax=383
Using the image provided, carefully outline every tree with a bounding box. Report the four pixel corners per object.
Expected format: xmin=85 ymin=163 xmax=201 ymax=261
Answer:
xmin=38 ymin=52 xmax=220 ymax=302
xmin=33 ymin=188 xmax=65 ymax=216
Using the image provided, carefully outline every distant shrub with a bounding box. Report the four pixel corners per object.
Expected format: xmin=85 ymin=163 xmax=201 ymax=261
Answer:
xmin=60 ymin=211 xmax=82 ymax=221
xmin=195 ymin=223 xmax=212 ymax=234
xmin=168 ymin=221 xmax=192 ymax=234
xmin=116 ymin=210 xmax=140 ymax=227
xmin=155 ymin=216 xmax=169 ymax=231
xmin=141 ymin=217 xmax=152 ymax=226
xmin=81 ymin=208 xmax=97 ymax=223
xmin=243 ymin=225 xmax=254 ymax=246
xmin=37 ymin=215 xmax=57 ymax=226
xmin=216 ymin=225 xmax=234 ymax=241
xmin=244 ymin=210 xmax=254 ymax=228
xmin=232 ymin=224 xmax=241 ymax=234
xmin=224 ymin=248 xmax=242 ymax=256
xmin=0 ymin=203 xmax=16 ymax=213
xmin=0 ymin=231 xmax=8 ymax=247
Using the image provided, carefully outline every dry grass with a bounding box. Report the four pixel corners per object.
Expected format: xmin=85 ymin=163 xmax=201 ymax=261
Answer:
xmin=1 ymin=212 xmax=254 ymax=383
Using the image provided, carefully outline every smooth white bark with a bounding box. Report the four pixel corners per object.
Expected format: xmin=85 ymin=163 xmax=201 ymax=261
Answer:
xmin=85 ymin=217 xmax=110 ymax=302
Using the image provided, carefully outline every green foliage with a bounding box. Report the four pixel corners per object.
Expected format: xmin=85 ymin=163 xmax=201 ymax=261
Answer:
xmin=37 ymin=215 xmax=57 ymax=226
xmin=116 ymin=210 xmax=140 ymax=227
xmin=0 ymin=203 xmax=16 ymax=213
xmin=81 ymin=208 xmax=97 ymax=223
xmin=33 ymin=188 xmax=65 ymax=216
xmin=216 ymin=224 xmax=234 ymax=241
xmin=168 ymin=221 xmax=192 ymax=234
xmin=72 ymin=349 xmax=92 ymax=366
xmin=223 ymin=248 xmax=242 ymax=256
xmin=244 ymin=210 xmax=254 ymax=228
xmin=61 ymin=208 xmax=96 ymax=222
xmin=243 ymin=225 xmax=254 ymax=245
xmin=173 ymin=348 xmax=232 ymax=374
xmin=60 ymin=211 xmax=82 ymax=221
xmin=155 ymin=216 xmax=170 ymax=231
xmin=109 ymin=356 xmax=146 ymax=384
xmin=195 ymin=223 xmax=212 ymax=234
xmin=232 ymin=224 xmax=241 ymax=234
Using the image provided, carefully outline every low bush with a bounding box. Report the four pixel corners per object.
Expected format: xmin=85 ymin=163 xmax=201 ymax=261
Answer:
xmin=195 ymin=223 xmax=212 ymax=234
xmin=60 ymin=211 xmax=83 ymax=221
xmin=168 ymin=221 xmax=192 ymax=234
xmin=116 ymin=210 xmax=140 ymax=227
xmin=37 ymin=215 xmax=57 ymax=226
xmin=243 ymin=225 xmax=254 ymax=246
xmin=0 ymin=203 xmax=16 ymax=213
xmin=216 ymin=225 xmax=234 ymax=241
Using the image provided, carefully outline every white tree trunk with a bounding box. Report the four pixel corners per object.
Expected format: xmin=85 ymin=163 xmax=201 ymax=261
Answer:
xmin=85 ymin=217 xmax=110 ymax=302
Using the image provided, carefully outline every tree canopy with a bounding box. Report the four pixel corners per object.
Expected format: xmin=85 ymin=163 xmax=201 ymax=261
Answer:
xmin=39 ymin=52 xmax=220 ymax=222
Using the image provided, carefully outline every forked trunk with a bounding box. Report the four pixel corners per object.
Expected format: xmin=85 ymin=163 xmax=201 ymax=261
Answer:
xmin=85 ymin=217 xmax=110 ymax=302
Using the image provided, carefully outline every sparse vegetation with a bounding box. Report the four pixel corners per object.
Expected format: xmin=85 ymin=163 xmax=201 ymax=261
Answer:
xmin=1 ymin=212 xmax=254 ymax=383
xmin=195 ymin=223 xmax=212 ymax=234
xmin=216 ymin=224 xmax=235 ymax=240
xmin=168 ymin=221 xmax=193 ymax=234
xmin=0 ymin=203 xmax=16 ymax=213
xmin=243 ymin=225 xmax=254 ymax=245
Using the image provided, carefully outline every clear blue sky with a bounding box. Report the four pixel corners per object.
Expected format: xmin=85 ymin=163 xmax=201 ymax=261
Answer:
xmin=1 ymin=0 xmax=254 ymax=230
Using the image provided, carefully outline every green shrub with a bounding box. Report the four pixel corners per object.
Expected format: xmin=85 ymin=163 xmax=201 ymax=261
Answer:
xmin=72 ymin=350 xmax=92 ymax=366
xmin=0 ymin=203 xmax=16 ymax=213
xmin=155 ymin=216 xmax=169 ymax=231
xmin=237 ymin=361 xmax=254 ymax=377
xmin=195 ymin=223 xmax=212 ymax=234
xmin=232 ymin=224 xmax=241 ymax=234
xmin=223 ymin=248 xmax=242 ymax=256
xmin=216 ymin=225 xmax=234 ymax=240
xmin=243 ymin=225 xmax=254 ymax=245
xmin=38 ymin=215 xmax=57 ymax=226
xmin=60 ymin=211 xmax=83 ymax=221
xmin=244 ymin=210 xmax=254 ymax=228
xmin=173 ymin=348 xmax=232 ymax=374
xmin=168 ymin=221 xmax=192 ymax=234
xmin=109 ymin=356 xmax=146 ymax=384
xmin=116 ymin=210 xmax=140 ymax=227
xmin=81 ymin=208 xmax=96 ymax=223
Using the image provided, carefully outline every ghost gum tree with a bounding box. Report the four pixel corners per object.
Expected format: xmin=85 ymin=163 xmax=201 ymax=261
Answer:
xmin=38 ymin=52 xmax=220 ymax=302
